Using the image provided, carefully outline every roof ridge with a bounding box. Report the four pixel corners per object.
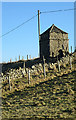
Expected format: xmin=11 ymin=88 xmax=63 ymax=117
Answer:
xmin=53 ymin=25 xmax=68 ymax=34
xmin=50 ymin=24 xmax=55 ymax=32
xmin=40 ymin=24 xmax=68 ymax=35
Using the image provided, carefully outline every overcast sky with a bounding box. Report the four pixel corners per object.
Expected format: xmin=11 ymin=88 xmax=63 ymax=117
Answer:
xmin=1 ymin=2 xmax=74 ymax=63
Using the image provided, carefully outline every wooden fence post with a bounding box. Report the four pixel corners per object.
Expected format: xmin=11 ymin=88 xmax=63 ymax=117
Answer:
xmin=8 ymin=75 xmax=11 ymax=91
xmin=23 ymin=61 xmax=25 ymax=69
xmin=23 ymin=61 xmax=25 ymax=72
xmin=43 ymin=56 xmax=46 ymax=78
xmin=58 ymin=60 xmax=60 ymax=72
xmin=69 ymin=56 xmax=72 ymax=70
xmin=28 ymin=68 xmax=30 ymax=84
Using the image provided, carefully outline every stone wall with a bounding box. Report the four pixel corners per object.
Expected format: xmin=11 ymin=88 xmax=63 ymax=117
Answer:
xmin=0 ymin=55 xmax=74 ymax=83
xmin=49 ymin=32 xmax=69 ymax=57
xmin=1 ymin=53 xmax=74 ymax=75
xmin=50 ymin=40 xmax=58 ymax=57
xmin=1 ymin=58 xmax=41 ymax=74
xmin=40 ymin=40 xmax=50 ymax=58
xmin=40 ymin=25 xmax=69 ymax=58
xmin=0 ymin=64 xmax=2 ymax=73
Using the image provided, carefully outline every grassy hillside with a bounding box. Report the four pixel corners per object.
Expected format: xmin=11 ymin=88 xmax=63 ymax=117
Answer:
xmin=2 ymin=69 xmax=75 ymax=119
xmin=1 ymin=54 xmax=76 ymax=119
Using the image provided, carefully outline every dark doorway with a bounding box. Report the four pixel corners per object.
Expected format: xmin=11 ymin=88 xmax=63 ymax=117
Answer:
xmin=52 ymin=52 xmax=54 ymax=57
xmin=62 ymin=45 xmax=64 ymax=49
xmin=58 ymin=49 xmax=63 ymax=58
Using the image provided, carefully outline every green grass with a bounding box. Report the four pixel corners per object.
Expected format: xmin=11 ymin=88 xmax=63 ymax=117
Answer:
xmin=2 ymin=70 xmax=75 ymax=119
xmin=1 ymin=61 xmax=76 ymax=119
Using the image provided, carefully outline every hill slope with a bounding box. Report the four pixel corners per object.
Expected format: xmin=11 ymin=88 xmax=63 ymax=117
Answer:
xmin=2 ymin=71 xmax=75 ymax=119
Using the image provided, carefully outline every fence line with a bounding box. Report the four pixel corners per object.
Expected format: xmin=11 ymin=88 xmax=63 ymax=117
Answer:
xmin=8 ymin=75 xmax=12 ymax=91
xmin=43 ymin=56 xmax=46 ymax=78
xmin=58 ymin=60 xmax=60 ymax=71
xmin=69 ymin=56 xmax=72 ymax=70
xmin=1 ymin=55 xmax=74 ymax=91
xmin=28 ymin=69 xmax=30 ymax=84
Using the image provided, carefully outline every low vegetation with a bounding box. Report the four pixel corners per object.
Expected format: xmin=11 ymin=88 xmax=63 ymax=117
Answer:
xmin=1 ymin=60 xmax=76 ymax=119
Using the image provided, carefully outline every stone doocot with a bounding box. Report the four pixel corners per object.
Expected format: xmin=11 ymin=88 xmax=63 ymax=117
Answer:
xmin=40 ymin=24 xmax=69 ymax=58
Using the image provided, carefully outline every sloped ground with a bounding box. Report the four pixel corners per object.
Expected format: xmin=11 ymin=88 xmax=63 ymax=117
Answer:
xmin=1 ymin=69 xmax=76 ymax=119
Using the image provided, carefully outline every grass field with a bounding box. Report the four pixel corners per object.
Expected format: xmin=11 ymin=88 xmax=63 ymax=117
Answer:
xmin=1 ymin=68 xmax=75 ymax=119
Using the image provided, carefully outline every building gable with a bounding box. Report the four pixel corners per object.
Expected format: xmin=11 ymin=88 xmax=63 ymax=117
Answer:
xmin=39 ymin=24 xmax=69 ymax=58
xmin=50 ymin=25 xmax=68 ymax=34
xmin=40 ymin=24 xmax=68 ymax=36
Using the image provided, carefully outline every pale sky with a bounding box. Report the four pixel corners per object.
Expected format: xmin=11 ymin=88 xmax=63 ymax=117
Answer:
xmin=1 ymin=2 xmax=74 ymax=62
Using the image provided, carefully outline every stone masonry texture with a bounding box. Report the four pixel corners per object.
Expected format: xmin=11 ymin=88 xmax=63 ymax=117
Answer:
xmin=40 ymin=24 xmax=69 ymax=58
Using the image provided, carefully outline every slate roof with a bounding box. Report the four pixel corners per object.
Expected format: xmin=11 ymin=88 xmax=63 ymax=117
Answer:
xmin=40 ymin=24 xmax=68 ymax=35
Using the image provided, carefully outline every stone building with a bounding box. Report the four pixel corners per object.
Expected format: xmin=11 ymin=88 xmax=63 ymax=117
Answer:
xmin=39 ymin=24 xmax=69 ymax=59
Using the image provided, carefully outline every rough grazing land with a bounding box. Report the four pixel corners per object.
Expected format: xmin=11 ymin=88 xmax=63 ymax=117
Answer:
xmin=1 ymin=70 xmax=75 ymax=119
xmin=1 ymin=53 xmax=76 ymax=119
